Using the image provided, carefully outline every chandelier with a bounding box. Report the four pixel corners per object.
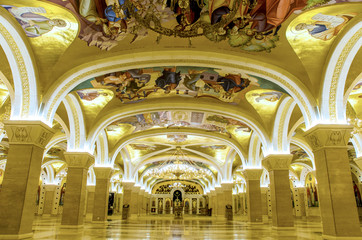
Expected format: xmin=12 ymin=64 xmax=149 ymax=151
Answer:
xmin=145 ymin=146 xmax=213 ymax=180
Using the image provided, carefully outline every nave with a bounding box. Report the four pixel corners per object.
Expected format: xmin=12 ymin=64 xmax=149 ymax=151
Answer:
xmin=32 ymin=215 xmax=334 ymax=240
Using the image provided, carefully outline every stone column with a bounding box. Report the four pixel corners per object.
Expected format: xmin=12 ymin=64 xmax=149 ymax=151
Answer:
xmin=216 ymin=184 xmax=233 ymax=218
xmin=293 ymin=187 xmax=306 ymax=217
xmin=304 ymin=124 xmax=361 ymax=238
xmin=86 ymin=185 xmax=95 ymax=214
xmin=242 ymin=169 xmax=263 ymax=223
xmin=131 ymin=186 xmax=140 ymax=216
xmin=263 ymin=154 xmax=294 ymax=228
xmin=92 ymin=167 xmax=113 ymax=222
xmin=138 ymin=189 xmax=145 ymax=215
xmin=43 ymin=184 xmax=57 ymax=215
xmin=238 ymin=192 xmax=246 ymax=215
xmin=261 ymin=187 xmax=269 ymax=222
xmin=0 ymin=120 xmax=54 ymax=239
xmin=61 ymin=152 xmax=94 ymax=227
xmin=216 ymin=188 xmax=223 ymax=216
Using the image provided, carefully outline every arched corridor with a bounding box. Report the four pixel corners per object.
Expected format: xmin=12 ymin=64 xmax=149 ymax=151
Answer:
xmin=0 ymin=1 xmax=361 ymax=239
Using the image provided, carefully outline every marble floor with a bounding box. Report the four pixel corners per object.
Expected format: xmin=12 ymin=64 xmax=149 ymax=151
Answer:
xmin=29 ymin=214 xmax=342 ymax=240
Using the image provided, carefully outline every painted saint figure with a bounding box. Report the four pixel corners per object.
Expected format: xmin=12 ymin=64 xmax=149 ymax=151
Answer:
xmin=2 ymin=6 xmax=66 ymax=37
xmin=295 ymin=13 xmax=356 ymax=41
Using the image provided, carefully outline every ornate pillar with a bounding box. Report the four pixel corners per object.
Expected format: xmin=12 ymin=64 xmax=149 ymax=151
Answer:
xmin=122 ymin=182 xmax=134 ymax=218
xmin=216 ymin=184 xmax=233 ymax=218
xmin=92 ymin=167 xmax=113 ymax=222
xmin=61 ymin=152 xmax=94 ymax=227
xmin=242 ymin=169 xmax=263 ymax=223
xmin=304 ymin=124 xmax=361 ymax=238
xmin=43 ymin=184 xmax=57 ymax=215
xmin=0 ymin=121 xmax=54 ymax=239
xmin=86 ymin=185 xmax=95 ymax=214
xmin=263 ymin=154 xmax=294 ymax=228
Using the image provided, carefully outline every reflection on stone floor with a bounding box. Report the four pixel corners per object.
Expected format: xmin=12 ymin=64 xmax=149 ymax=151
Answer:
xmin=31 ymin=215 xmax=337 ymax=240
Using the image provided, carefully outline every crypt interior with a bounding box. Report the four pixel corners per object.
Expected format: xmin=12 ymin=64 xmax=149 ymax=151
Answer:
xmin=0 ymin=0 xmax=361 ymax=239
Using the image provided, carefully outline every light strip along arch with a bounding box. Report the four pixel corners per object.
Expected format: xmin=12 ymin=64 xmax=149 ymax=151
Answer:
xmin=110 ymin=127 xmax=247 ymax=167
xmin=88 ymin=97 xmax=269 ymax=154
xmin=41 ymin=50 xmax=318 ymax=128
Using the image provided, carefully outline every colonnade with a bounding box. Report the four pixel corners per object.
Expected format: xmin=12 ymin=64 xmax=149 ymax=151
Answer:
xmin=0 ymin=122 xmax=361 ymax=239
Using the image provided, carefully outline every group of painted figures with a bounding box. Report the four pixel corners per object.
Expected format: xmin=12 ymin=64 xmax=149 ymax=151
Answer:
xmin=2 ymin=0 xmax=355 ymax=51
xmin=88 ymin=67 xmax=251 ymax=103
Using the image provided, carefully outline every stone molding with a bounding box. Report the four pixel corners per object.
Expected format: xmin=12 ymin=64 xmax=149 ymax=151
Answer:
xmin=64 ymin=152 xmax=94 ymax=169
xmin=4 ymin=120 xmax=55 ymax=149
xmin=304 ymin=124 xmax=353 ymax=151
xmin=242 ymin=169 xmax=263 ymax=181
xmin=93 ymin=167 xmax=113 ymax=180
xmin=262 ymin=154 xmax=292 ymax=171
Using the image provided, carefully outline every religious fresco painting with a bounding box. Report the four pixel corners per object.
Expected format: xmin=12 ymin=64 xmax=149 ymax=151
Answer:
xmin=2 ymin=0 xmax=351 ymax=52
xmin=73 ymin=66 xmax=287 ymax=105
xmin=104 ymin=110 xmax=251 ymax=136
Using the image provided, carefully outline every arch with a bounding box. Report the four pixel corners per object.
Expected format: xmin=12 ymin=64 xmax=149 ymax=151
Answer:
xmin=88 ymin=99 xmax=270 ymax=154
xmin=41 ymin=50 xmax=318 ymax=128
xmin=0 ymin=8 xmax=39 ymax=120
xmin=320 ymin=22 xmax=362 ymax=123
xmin=290 ymin=138 xmax=315 ymax=170
xmin=272 ymin=96 xmax=297 ymax=153
xmin=62 ymin=94 xmax=86 ymax=151
xmin=109 ymin=127 xmax=246 ymax=167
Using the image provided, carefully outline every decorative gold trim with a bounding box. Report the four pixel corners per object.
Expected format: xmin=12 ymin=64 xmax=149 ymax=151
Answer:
xmin=0 ymin=22 xmax=30 ymax=117
xmin=329 ymin=28 xmax=362 ymax=121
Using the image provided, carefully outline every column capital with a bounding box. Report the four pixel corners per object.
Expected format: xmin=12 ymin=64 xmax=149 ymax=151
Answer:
xmin=304 ymin=124 xmax=353 ymax=151
xmin=93 ymin=167 xmax=113 ymax=180
xmin=262 ymin=154 xmax=292 ymax=171
xmin=43 ymin=184 xmax=57 ymax=191
xmin=260 ymin=187 xmax=268 ymax=193
xmin=4 ymin=120 xmax=54 ymax=149
xmin=139 ymin=189 xmax=145 ymax=195
xmin=64 ymin=152 xmax=94 ymax=169
xmin=87 ymin=185 xmax=96 ymax=192
xmin=122 ymin=182 xmax=135 ymax=190
xmin=242 ymin=168 xmax=263 ymax=180
xmin=220 ymin=183 xmax=234 ymax=190
xmin=132 ymin=186 xmax=141 ymax=193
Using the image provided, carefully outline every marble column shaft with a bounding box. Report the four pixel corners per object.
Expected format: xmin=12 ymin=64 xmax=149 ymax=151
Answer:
xmin=242 ymin=169 xmax=263 ymax=222
xmin=294 ymin=187 xmax=306 ymax=217
xmin=305 ymin=125 xmax=361 ymax=238
xmin=0 ymin=121 xmax=54 ymax=238
xmin=61 ymin=152 xmax=94 ymax=226
xmin=92 ymin=167 xmax=113 ymax=222
xmin=86 ymin=186 xmax=95 ymax=214
xmin=43 ymin=184 xmax=57 ymax=215
xmin=263 ymin=154 xmax=294 ymax=228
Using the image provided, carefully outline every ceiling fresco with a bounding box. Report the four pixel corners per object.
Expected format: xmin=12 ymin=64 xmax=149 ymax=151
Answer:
xmin=105 ymin=110 xmax=251 ymax=140
xmin=1 ymin=0 xmax=356 ymax=53
xmin=1 ymin=0 xmax=79 ymax=68
xmin=35 ymin=0 xmax=355 ymax=52
xmin=73 ymin=66 xmax=287 ymax=104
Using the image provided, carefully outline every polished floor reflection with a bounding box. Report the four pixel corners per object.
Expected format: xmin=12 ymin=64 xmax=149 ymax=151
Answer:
xmin=32 ymin=215 xmax=342 ymax=239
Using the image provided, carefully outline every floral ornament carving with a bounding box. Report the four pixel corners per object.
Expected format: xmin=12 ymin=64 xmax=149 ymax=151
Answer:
xmin=304 ymin=125 xmax=353 ymax=151
xmin=262 ymin=154 xmax=292 ymax=171
xmin=242 ymin=169 xmax=263 ymax=181
xmin=4 ymin=121 xmax=55 ymax=148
